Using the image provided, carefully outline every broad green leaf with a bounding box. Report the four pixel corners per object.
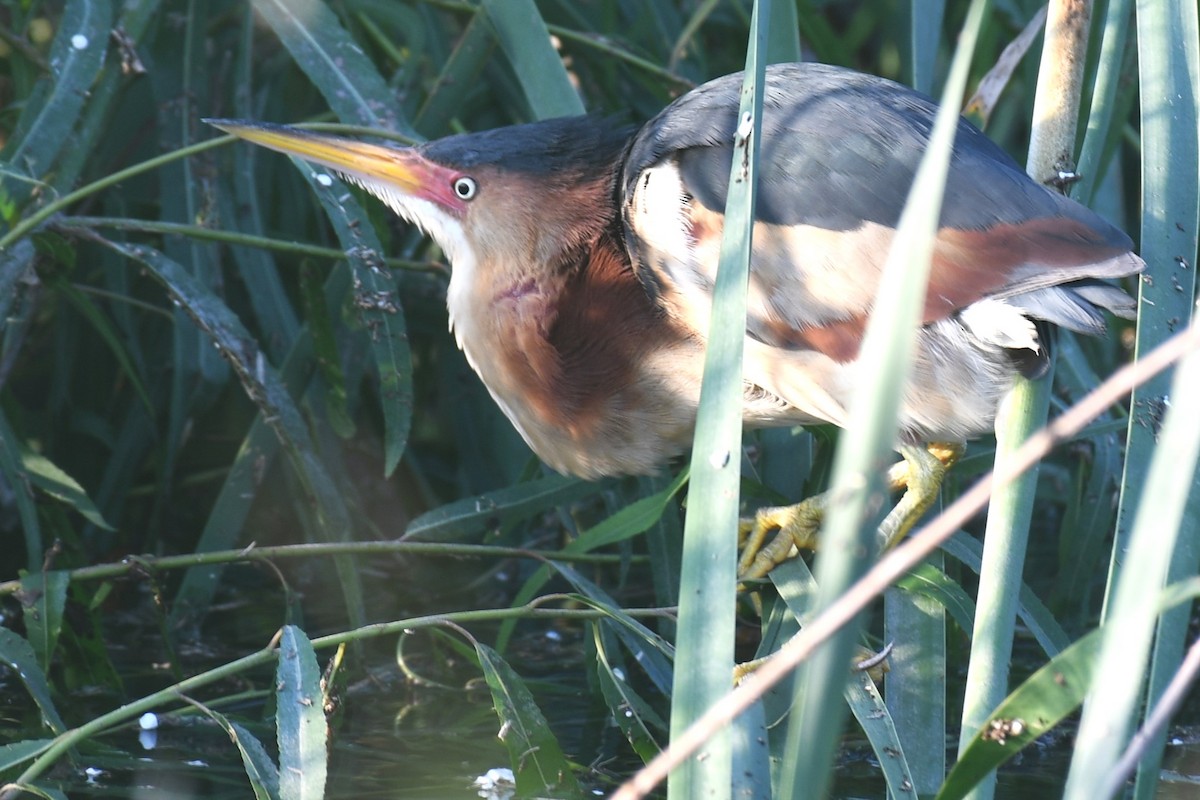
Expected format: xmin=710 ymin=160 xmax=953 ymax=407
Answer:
xmin=475 ymin=642 xmax=582 ymax=798
xmin=22 ymin=451 xmax=114 ymax=531
xmin=939 ymin=631 xmax=1101 ymax=800
xmin=0 ymin=628 xmax=66 ymax=734
xmin=17 ymin=571 xmax=69 ymax=673
xmin=276 ymin=626 xmax=327 ymax=800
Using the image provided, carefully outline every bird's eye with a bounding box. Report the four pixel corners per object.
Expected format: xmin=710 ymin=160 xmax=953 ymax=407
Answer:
xmin=453 ymin=176 xmax=478 ymax=200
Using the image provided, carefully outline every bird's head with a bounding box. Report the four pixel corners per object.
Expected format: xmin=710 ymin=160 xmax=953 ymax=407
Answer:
xmin=206 ymin=118 xmax=633 ymax=292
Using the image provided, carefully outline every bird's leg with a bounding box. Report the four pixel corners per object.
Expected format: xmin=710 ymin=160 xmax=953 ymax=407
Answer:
xmin=737 ymin=442 xmax=963 ymax=582
xmin=875 ymin=442 xmax=962 ymax=551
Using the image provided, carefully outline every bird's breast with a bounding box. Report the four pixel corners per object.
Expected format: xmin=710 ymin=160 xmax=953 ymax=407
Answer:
xmin=450 ymin=242 xmax=707 ymax=478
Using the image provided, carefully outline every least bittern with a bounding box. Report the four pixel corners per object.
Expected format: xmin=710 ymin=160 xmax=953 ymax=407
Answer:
xmin=208 ymin=63 xmax=1142 ymax=576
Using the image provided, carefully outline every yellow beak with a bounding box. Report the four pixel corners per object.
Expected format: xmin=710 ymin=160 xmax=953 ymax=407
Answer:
xmin=205 ymin=119 xmax=463 ymax=211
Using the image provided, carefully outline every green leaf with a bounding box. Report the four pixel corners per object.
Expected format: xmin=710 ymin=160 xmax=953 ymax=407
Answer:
xmin=771 ymin=557 xmax=916 ymax=800
xmin=496 ymin=470 xmax=686 ymax=652
xmin=0 ymin=0 xmax=112 ymax=202
xmin=97 ymin=239 xmax=352 ymax=541
xmin=0 ymin=739 xmax=55 ymax=773
xmin=0 ymin=238 xmax=35 ymax=329
xmin=782 ymin=0 xmax=988 ymax=794
xmin=22 ymin=450 xmax=114 ymax=531
xmin=939 ymin=630 xmax=1101 ymax=800
xmin=844 ymin=669 xmax=916 ymax=799
xmin=405 ymin=473 xmax=599 ymax=541
xmin=941 ymin=532 xmax=1072 ymax=657
xmin=276 ymin=626 xmax=327 ymax=800
xmin=0 ymin=407 xmax=41 ymax=570
xmin=17 ymin=571 xmax=69 ymax=674
xmin=894 ymin=560 xmax=975 ymax=639
xmin=230 ymin=722 xmax=283 ymax=800
xmin=4 ymin=783 xmax=69 ymax=800
xmin=288 ymin=158 xmax=412 ymax=476
xmin=474 ymin=642 xmax=583 ymax=798
xmin=251 ymin=0 xmax=415 ymax=136
xmin=481 ymin=0 xmax=583 ymax=119
xmin=0 ymin=628 xmax=66 ymax=734
xmin=593 ymin=623 xmax=665 ymax=763
xmin=299 ymin=261 xmax=353 ymax=438
xmin=187 ymin=697 xmax=281 ymax=800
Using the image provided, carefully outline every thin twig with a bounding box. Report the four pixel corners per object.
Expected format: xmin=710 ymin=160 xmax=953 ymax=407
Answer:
xmin=0 ymin=541 xmax=647 ymax=595
xmin=612 ymin=319 xmax=1200 ymax=800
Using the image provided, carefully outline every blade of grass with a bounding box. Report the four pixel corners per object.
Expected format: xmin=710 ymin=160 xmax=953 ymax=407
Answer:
xmin=495 ymin=470 xmax=686 ymax=653
xmin=779 ymin=1 xmax=987 ymax=794
xmin=252 ymin=0 xmax=413 ymax=135
xmin=1067 ymin=0 xmax=1200 ymax=786
xmin=1123 ymin=0 xmax=1200 ymax=796
xmin=0 ymin=0 xmax=111 ymax=208
xmin=414 ymin=9 xmax=495 ymax=135
xmin=98 ymin=238 xmax=365 ymax=631
xmin=286 ymin=156 xmax=413 ymax=476
xmin=0 ymin=628 xmax=66 ymax=734
xmin=885 ymin=570 xmax=947 ymax=797
xmin=225 ymin=4 xmax=300 ymax=364
xmin=404 ymin=473 xmax=599 ymax=540
xmin=1073 ymin=0 xmax=1134 ymax=205
xmin=1071 ymin=354 xmax=1200 ymax=795
xmin=772 ymin=558 xmax=918 ymax=798
xmin=0 ymin=407 xmax=41 ymax=570
xmin=959 ymin=5 xmax=1092 ymax=796
xmin=480 ymin=0 xmax=583 ymax=119
xmin=910 ymin=0 xmax=947 ymax=93
xmin=668 ymin=3 xmax=769 ymax=796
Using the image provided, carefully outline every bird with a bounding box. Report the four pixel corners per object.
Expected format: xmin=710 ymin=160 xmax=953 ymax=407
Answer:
xmin=207 ymin=62 xmax=1143 ymax=578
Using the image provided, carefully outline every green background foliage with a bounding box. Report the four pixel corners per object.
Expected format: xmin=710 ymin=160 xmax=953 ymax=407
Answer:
xmin=0 ymin=1 xmax=1196 ymax=798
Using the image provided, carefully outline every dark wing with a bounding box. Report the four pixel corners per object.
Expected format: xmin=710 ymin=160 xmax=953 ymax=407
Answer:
xmin=622 ymin=62 xmax=1142 ymax=361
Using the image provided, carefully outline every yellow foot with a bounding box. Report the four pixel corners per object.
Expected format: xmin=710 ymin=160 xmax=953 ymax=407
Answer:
xmin=737 ymin=442 xmax=964 ymax=582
